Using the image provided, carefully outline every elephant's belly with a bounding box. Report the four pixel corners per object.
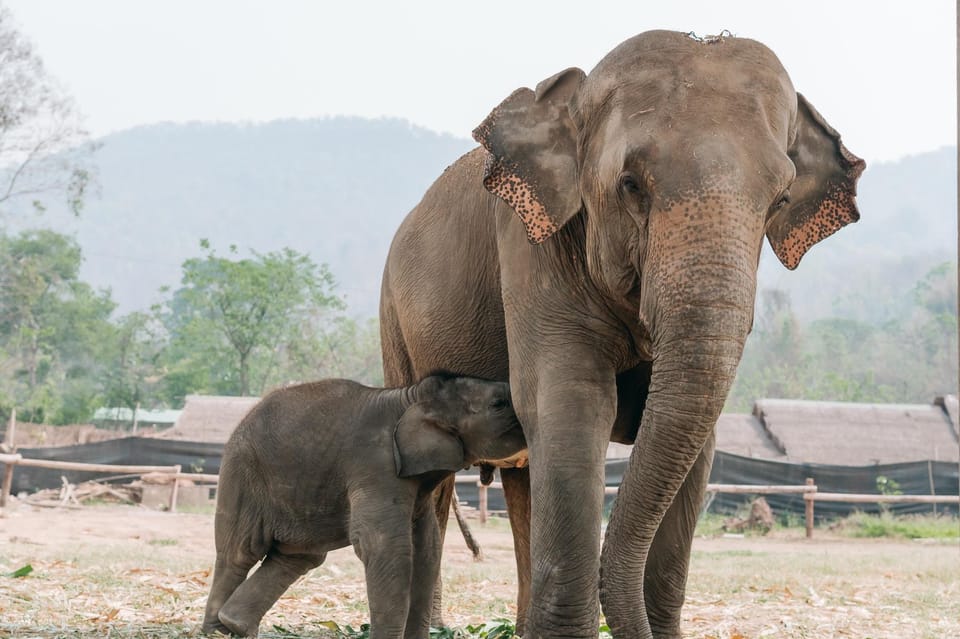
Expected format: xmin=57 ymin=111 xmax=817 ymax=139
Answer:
xmin=275 ymin=535 xmax=349 ymax=556
xmin=272 ymin=514 xmax=351 ymax=555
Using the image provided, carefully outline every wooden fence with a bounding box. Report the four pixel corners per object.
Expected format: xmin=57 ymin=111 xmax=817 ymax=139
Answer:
xmin=471 ymin=476 xmax=957 ymax=538
xmin=0 ymin=452 xmax=218 ymax=512
xmin=1 ymin=453 xmax=957 ymax=538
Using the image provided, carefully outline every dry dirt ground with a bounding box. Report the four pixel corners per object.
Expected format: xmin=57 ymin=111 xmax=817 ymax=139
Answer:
xmin=0 ymin=502 xmax=957 ymax=639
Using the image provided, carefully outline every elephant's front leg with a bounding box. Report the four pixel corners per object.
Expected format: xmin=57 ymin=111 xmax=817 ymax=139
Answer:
xmin=522 ymin=373 xmax=617 ymax=638
xmin=404 ymin=503 xmax=442 ymax=639
xmin=644 ymin=431 xmax=715 ymax=638
xmin=352 ymin=510 xmax=414 ymax=639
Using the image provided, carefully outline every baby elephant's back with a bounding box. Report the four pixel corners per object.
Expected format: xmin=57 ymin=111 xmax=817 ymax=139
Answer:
xmin=222 ymin=379 xmax=391 ymax=506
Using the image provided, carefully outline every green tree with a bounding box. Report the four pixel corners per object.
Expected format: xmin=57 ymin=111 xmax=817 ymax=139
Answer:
xmin=0 ymin=3 xmax=93 ymax=217
xmin=727 ymin=263 xmax=958 ymax=412
xmin=892 ymin=262 xmax=958 ymax=401
xmin=727 ymin=289 xmax=806 ymax=411
xmin=157 ymin=241 xmax=344 ymax=401
xmin=285 ymin=315 xmax=384 ymax=387
xmin=0 ymin=229 xmax=115 ymax=422
xmin=101 ymin=311 xmax=164 ymax=417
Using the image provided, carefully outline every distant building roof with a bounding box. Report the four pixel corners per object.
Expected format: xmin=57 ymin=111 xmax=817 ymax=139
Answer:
xmin=754 ymin=397 xmax=959 ymax=465
xmin=154 ymin=393 xmax=960 ymax=465
xmin=716 ymin=412 xmax=786 ymax=459
xmin=605 ymin=396 xmax=960 ymax=465
xmin=156 ymin=395 xmax=260 ymax=443
xmin=935 ymin=395 xmax=960 ymax=440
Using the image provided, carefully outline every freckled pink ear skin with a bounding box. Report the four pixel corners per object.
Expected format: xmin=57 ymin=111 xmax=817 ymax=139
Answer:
xmin=472 ymin=68 xmax=586 ymax=244
xmin=766 ymin=94 xmax=865 ymax=270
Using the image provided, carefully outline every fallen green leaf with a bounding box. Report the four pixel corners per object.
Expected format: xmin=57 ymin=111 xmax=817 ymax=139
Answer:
xmin=6 ymin=564 xmax=32 ymax=578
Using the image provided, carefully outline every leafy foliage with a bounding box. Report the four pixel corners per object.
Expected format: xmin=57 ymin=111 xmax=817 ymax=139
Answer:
xmin=155 ymin=240 xmax=346 ymax=399
xmin=834 ymin=512 xmax=959 ymax=539
xmin=726 ymin=262 xmax=958 ymax=411
xmin=152 ymin=240 xmax=384 ymax=404
xmin=0 ymin=229 xmax=116 ymax=422
xmin=0 ymin=4 xmax=93 ymax=218
xmin=0 ymin=230 xmax=383 ymax=422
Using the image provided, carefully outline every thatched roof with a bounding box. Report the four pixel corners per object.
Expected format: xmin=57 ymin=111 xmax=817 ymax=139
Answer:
xmin=156 ymin=395 xmax=260 ymax=443
xmin=605 ymin=413 xmax=788 ymax=461
xmin=716 ymin=413 xmax=787 ymax=459
xmin=935 ymin=395 xmax=960 ymax=440
xmin=605 ymin=396 xmax=960 ymax=465
xmin=754 ymin=398 xmax=960 ymax=465
xmin=153 ymin=392 xmax=960 ymax=465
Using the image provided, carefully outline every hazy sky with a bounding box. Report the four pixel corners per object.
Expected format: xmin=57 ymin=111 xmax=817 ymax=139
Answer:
xmin=6 ymin=0 xmax=956 ymax=163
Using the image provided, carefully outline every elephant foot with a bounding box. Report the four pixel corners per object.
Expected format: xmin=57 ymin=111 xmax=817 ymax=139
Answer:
xmin=651 ymin=628 xmax=682 ymax=639
xmin=217 ymin=607 xmax=259 ymax=638
xmin=201 ymin=618 xmax=241 ymax=637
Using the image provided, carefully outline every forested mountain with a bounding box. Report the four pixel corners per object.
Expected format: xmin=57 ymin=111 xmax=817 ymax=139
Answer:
xmin=758 ymin=145 xmax=957 ymax=323
xmin=1 ymin=117 xmax=955 ymax=419
xmin=5 ymin=117 xmax=473 ymax=317
xmin=3 ymin=118 xmax=955 ymax=324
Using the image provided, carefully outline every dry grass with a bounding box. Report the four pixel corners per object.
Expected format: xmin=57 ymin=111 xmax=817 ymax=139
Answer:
xmin=0 ymin=503 xmax=958 ymax=638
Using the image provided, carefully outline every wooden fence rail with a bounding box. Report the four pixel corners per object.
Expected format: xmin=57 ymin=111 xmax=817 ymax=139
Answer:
xmin=0 ymin=453 xmax=210 ymax=511
xmin=471 ymin=477 xmax=957 ymax=538
xmin=3 ymin=455 xmax=957 ymax=539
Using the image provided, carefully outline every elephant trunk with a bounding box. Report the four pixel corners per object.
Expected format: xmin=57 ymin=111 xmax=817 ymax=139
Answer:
xmin=600 ymin=240 xmax=756 ymax=637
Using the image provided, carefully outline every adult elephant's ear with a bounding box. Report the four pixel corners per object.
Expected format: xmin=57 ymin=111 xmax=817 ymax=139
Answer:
xmin=472 ymin=67 xmax=585 ymax=244
xmin=766 ymin=93 xmax=866 ymax=269
xmin=393 ymin=403 xmax=465 ymax=478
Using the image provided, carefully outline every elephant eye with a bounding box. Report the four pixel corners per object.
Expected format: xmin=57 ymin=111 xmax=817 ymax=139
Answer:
xmin=618 ymin=172 xmax=642 ymax=195
xmin=489 ymin=398 xmax=509 ymax=410
xmin=771 ymin=190 xmax=791 ymax=212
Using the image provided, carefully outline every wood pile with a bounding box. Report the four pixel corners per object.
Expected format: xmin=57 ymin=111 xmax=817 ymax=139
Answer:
xmin=21 ymin=477 xmax=141 ymax=509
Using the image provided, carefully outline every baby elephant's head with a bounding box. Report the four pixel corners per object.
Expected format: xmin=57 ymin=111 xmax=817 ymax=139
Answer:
xmin=393 ymin=374 xmax=527 ymax=478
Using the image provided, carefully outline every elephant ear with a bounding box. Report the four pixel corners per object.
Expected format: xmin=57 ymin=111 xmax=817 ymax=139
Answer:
xmin=472 ymin=67 xmax=585 ymax=244
xmin=766 ymin=93 xmax=866 ymax=270
xmin=393 ymin=402 xmax=465 ymax=478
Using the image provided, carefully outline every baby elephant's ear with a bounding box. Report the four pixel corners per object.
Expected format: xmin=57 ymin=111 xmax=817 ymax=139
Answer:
xmin=393 ymin=403 xmax=465 ymax=478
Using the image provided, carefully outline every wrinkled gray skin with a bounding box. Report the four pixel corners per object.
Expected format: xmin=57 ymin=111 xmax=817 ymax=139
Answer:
xmin=380 ymin=30 xmax=864 ymax=639
xmin=201 ymin=375 xmax=526 ymax=639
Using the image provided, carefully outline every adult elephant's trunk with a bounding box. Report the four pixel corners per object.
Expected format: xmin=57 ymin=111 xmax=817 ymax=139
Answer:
xmin=599 ymin=206 xmax=757 ymax=637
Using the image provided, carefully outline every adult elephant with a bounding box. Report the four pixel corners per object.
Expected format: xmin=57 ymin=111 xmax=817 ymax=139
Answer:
xmin=380 ymin=30 xmax=863 ymax=639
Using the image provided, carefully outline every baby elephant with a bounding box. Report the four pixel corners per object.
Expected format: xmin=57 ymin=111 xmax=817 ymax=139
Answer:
xmin=202 ymin=373 xmax=526 ymax=638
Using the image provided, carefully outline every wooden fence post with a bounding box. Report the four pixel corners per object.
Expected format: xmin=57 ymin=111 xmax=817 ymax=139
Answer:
xmin=479 ymin=482 xmax=488 ymax=524
xmin=4 ymin=408 xmax=15 ymax=449
xmin=805 ymin=477 xmax=815 ymax=539
xmin=168 ymin=464 xmax=182 ymax=512
xmin=1 ymin=409 xmax=17 ymax=508
xmin=0 ymin=463 xmax=13 ymax=508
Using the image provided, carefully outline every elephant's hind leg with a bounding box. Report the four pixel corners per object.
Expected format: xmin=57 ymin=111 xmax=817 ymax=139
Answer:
xmin=218 ymin=549 xmax=325 ymax=637
xmin=203 ymin=553 xmax=254 ymax=635
xmin=500 ymin=466 xmax=532 ymax=635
